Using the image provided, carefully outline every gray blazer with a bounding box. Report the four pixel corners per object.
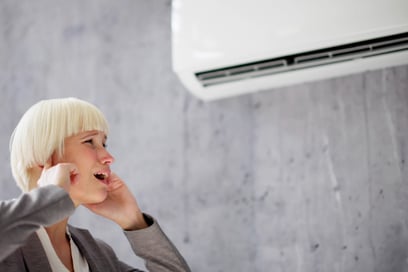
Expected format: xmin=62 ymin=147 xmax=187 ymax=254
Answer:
xmin=0 ymin=186 xmax=190 ymax=272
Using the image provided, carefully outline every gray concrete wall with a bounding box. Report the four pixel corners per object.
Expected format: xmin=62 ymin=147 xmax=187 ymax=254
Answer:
xmin=1 ymin=1 xmax=408 ymax=271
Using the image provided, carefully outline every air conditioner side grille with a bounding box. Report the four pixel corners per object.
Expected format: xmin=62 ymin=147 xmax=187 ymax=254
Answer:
xmin=195 ymin=32 xmax=408 ymax=87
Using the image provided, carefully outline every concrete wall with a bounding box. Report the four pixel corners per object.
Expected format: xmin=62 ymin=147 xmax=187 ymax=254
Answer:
xmin=1 ymin=1 xmax=408 ymax=271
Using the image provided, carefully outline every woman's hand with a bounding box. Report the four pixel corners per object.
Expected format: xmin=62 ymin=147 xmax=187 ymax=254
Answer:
xmin=84 ymin=173 xmax=148 ymax=230
xmin=37 ymin=163 xmax=80 ymax=205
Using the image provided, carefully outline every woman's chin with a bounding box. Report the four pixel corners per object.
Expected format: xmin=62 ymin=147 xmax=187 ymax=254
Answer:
xmin=92 ymin=192 xmax=108 ymax=203
xmin=77 ymin=191 xmax=108 ymax=205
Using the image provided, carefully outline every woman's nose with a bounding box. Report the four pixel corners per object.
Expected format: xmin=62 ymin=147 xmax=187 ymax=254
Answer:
xmin=99 ymin=149 xmax=115 ymax=165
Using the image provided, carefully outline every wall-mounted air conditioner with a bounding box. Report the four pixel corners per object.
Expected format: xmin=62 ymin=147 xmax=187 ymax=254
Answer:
xmin=171 ymin=0 xmax=408 ymax=100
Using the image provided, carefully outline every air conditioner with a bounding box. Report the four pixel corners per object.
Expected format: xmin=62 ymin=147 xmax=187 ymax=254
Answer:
xmin=171 ymin=0 xmax=408 ymax=101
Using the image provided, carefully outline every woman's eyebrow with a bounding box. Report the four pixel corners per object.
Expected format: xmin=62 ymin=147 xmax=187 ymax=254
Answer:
xmin=79 ymin=131 xmax=99 ymax=140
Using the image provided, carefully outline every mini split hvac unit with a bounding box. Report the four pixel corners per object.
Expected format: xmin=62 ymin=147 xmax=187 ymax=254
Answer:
xmin=171 ymin=0 xmax=408 ymax=100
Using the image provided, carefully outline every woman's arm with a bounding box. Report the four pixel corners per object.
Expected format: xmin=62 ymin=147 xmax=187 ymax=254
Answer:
xmin=124 ymin=214 xmax=191 ymax=272
xmin=0 ymin=185 xmax=75 ymax=261
xmin=0 ymin=163 xmax=78 ymax=261
xmin=84 ymin=173 xmax=191 ymax=271
xmin=93 ymin=214 xmax=191 ymax=272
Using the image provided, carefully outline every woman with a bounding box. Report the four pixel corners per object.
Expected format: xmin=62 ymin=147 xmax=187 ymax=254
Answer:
xmin=0 ymin=97 xmax=190 ymax=272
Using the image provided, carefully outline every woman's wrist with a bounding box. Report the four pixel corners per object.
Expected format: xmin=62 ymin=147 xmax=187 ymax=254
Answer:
xmin=120 ymin=212 xmax=149 ymax=230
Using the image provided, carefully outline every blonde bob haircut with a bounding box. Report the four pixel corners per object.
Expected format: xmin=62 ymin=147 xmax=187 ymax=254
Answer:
xmin=10 ymin=97 xmax=109 ymax=192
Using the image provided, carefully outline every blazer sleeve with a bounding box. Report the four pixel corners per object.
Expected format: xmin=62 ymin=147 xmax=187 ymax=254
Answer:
xmin=123 ymin=214 xmax=191 ymax=272
xmin=0 ymin=185 xmax=75 ymax=261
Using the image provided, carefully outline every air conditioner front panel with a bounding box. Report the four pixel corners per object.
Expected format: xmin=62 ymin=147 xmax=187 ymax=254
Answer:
xmin=172 ymin=0 xmax=408 ymax=100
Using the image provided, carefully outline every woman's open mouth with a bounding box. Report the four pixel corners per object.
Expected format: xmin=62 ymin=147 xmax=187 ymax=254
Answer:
xmin=93 ymin=172 xmax=109 ymax=184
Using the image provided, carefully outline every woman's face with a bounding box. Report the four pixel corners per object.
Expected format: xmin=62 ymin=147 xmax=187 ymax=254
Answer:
xmin=52 ymin=130 xmax=114 ymax=205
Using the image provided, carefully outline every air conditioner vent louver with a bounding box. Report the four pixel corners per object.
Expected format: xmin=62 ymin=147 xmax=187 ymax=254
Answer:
xmin=195 ymin=32 xmax=408 ymax=87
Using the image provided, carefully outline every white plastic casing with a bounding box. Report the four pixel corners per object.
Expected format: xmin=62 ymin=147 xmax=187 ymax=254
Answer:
xmin=171 ymin=0 xmax=408 ymax=100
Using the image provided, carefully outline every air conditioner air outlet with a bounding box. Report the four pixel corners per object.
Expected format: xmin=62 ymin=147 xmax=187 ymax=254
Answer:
xmin=195 ymin=32 xmax=408 ymax=87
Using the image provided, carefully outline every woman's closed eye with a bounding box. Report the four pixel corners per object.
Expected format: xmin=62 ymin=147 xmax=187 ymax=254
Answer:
xmin=83 ymin=138 xmax=107 ymax=148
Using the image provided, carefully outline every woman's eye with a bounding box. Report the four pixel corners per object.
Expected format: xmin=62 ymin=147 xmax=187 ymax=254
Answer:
xmin=84 ymin=139 xmax=94 ymax=145
xmin=84 ymin=139 xmax=107 ymax=148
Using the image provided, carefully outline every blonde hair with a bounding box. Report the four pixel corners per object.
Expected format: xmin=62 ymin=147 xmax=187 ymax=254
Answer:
xmin=10 ymin=97 xmax=109 ymax=192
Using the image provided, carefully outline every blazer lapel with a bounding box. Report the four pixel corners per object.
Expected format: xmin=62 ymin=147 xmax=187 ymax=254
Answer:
xmin=20 ymin=233 xmax=52 ymax=272
xmin=19 ymin=226 xmax=117 ymax=272
xmin=68 ymin=225 xmax=117 ymax=272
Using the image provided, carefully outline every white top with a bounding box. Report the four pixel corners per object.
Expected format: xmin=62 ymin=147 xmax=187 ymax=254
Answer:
xmin=36 ymin=227 xmax=90 ymax=272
